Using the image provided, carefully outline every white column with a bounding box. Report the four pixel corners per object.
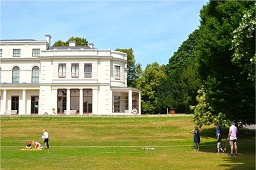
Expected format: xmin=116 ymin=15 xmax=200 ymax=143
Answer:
xmin=139 ymin=92 xmax=141 ymax=115
xmin=22 ymin=89 xmax=26 ymax=115
xmin=128 ymin=90 xmax=132 ymax=112
xmin=67 ymin=89 xmax=70 ymax=114
xmin=92 ymin=88 xmax=98 ymax=115
xmin=0 ymin=90 xmax=1 ymax=115
xmin=51 ymin=89 xmax=57 ymax=115
xmin=3 ymin=89 xmax=7 ymax=114
xmin=79 ymin=88 xmax=83 ymax=115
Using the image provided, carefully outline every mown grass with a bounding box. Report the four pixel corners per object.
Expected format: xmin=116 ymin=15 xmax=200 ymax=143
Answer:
xmin=1 ymin=115 xmax=255 ymax=170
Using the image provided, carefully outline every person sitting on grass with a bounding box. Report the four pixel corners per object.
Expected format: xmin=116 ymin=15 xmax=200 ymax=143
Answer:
xmin=33 ymin=141 xmax=43 ymax=150
xmin=26 ymin=141 xmax=32 ymax=149
xmin=191 ymin=125 xmax=202 ymax=150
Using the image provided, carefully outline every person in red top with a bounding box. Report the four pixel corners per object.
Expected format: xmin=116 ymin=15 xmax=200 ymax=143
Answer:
xmin=26 ymin=141 xmax=32 ymax=149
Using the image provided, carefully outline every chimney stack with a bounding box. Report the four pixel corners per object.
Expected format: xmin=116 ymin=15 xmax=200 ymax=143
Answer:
xmin=88 ymin=43 xmax=94 ymax=48
xmin=69 ymin=41 xmax=76 ymax=47
xmin=45 ymin=34 xmax=52 ymax=46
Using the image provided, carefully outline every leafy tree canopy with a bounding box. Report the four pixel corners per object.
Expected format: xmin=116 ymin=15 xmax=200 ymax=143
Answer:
xmin=158 ymin=30 xmax=201 ymax=113
xmin=195 ymin=0 xmax=255 ymax=124
xmin=231 ymin=3 xmax=256 ymax=81
xmin=135 ymin=62 xmax=166 ymax=114
xmin=53 ymin=37 xmax=88 ymax=46
xmin=191 ymin=87 xmax=229 ymax=128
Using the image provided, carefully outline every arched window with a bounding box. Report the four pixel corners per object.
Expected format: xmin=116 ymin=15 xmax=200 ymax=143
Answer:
xmin=32 ymin=66 xmax=39 ymax=83
xmin=12 ymin=66 xmax=20 ymax=83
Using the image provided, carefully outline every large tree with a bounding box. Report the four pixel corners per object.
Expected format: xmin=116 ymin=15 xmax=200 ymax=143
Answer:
xmin=195 ymin=1 xmax=255 ymax=124
xmin=157 ymin=30 xmax=201 ymax=113
xmin=135 ymin=62 xmax=166 ymax=114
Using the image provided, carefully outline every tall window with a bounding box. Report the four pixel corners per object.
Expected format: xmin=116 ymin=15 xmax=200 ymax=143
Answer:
xmin=13 ymin=49 xmax=20 ymax=57
xmin=12 ymin=66 xmax=20 ymax=83
xmin=58 ymin=64 xmax=66 ymax=78
xmin=71 ymin=63 xmax=79 ymax=78
xmin=113 ymin=92 xmax=128 ymax=113
xmin=0 ymin=67 xmax=1 ymax=83
xmin=113 ymin=92 xmax=120 ymax=112
xmin=31 ymin=96 xmax=39 ymax=114
xmin=32 ymin=49 xmax=40 ymax=57
xmin=132 ymin=92 xmax=139 ymax=112
xmin=0 ymin=49 xmax=2 ymax=57
xmin=32 ymin=66 xmax=39 ymax=83
xmin=83 ymin=89 xmax=92 ymax=113
xmin=84 ymin=63 xmax=92 ymax=78
xmin=70 ymin=89 xmax=79 ymax=113
xmin=114 ymin=65 xmax=120 ymax=80
xmin=57 ymin=90 xmax=67 ymax=114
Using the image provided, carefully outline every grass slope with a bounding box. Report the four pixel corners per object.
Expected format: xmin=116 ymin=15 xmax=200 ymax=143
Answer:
xmin=1 ymin=116 xmax=255 ymax=170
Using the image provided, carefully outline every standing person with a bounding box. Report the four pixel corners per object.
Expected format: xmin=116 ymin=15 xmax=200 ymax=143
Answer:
xmin=214 ymin=122 xmax=222 ymax=136
xmin=43 ymin=129 xmax=49 ymax=149
xmin=191 ymin=125 xmax=202 ymax=150
xmin=227 ymin=122 xmax=238 ymax=156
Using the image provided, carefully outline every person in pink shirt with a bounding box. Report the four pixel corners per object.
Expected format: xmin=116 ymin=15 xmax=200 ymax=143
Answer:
xmin=33 ymin=141 xmax=43 ymax=150
xmin=227 ymin=122 xmax=238 ymax=156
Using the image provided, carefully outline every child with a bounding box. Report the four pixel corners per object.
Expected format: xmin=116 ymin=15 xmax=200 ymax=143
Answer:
xmin=191 ymin=125 xmax=202 ymax=150
xmin=216 ymin=132 xmax=224 ymax=153
xmin=43 ymin=129 xmax=49 ymax=149
xmin=26 ymin=141 xmax=32 ymax=149
xmin=33 ymin=141 xmax=43 ymax=150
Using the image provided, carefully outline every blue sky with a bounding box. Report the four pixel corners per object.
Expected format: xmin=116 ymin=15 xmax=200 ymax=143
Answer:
xmin=1 ymin=0 xmax=208 ymax=69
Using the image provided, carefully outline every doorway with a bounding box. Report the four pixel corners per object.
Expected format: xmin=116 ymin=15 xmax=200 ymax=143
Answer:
xmin=11 ymin=96 xmax=19 ymax=113
xmin=31 ymin=96 xmax=39 ymax=114
xmin=57 ymin=89 xmax=67 ymax=114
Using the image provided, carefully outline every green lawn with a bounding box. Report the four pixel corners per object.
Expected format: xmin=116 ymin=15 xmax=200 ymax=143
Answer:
xmin=1 ymin=115 xmax=255 ymax=170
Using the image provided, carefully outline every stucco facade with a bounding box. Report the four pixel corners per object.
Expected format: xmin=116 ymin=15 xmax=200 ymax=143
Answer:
xmin=0 ymin=35 xmax=141 ymax=115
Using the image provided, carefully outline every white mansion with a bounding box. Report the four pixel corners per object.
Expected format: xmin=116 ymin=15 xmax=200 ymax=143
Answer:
xmin=0 ymin=35 xmax=141 ymax=116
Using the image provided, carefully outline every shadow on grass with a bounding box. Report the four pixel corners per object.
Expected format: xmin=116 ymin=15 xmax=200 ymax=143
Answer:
xmin=198 ymin=126 xmax=255 ymax=170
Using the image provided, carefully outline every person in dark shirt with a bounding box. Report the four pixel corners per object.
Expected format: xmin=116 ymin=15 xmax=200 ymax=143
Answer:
xmin=26 ymin=141 xmax=32 ymax=149
xmin=191 ymin=125 xmax=202 ymax=150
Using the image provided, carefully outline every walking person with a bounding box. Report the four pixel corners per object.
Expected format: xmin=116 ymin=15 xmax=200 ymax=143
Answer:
xmin=214 ymin=122 xmax=224 ymax=153
xmin=227 ymin=122 xmax=238 ymax=156
xmin=43 ymin=129 xmax=49 ymax=149
xmin=191 ymin=125 xmax=202 ymax=150
xmin=216 ymin=132 xmax=224 ymax=153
